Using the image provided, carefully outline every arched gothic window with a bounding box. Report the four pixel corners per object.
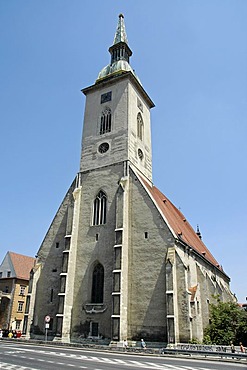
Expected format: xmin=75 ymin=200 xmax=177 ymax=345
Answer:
xmin=100 ymin=107 xmax=112 ymax=135
xmin=91 ymin=263 xmax=104 ymax=303
xmin=137 ymin=112 xmax=144 ymax=140
xmin=93 ymin=191 xmax=107 ymax=225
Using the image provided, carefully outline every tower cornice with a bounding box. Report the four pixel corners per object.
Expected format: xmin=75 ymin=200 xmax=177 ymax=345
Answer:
xmin=82 ymin=71 xmax=155 ymax=109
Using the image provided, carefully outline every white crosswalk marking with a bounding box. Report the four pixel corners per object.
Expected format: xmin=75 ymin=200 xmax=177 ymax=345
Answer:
xmin=0 ymin=363 xmax=37 ymax=370
xmin=129 ymin=360 xmax=150 ymax=366
xmin=145 ymin=363 xmax=170 ymax=368
xmin=99 ymin=357 xmax=118 ymax=363
xmin=0 ymin=346 xmax=222 ymax=370
xmin=113 ymin=358 xmax=127 ymax=363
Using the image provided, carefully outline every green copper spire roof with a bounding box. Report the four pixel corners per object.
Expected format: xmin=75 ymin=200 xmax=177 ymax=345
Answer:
xmin=113 ymin=13 xmax=128 ymax=45
xmin=96 ymin=14 xmax=141 ymax=85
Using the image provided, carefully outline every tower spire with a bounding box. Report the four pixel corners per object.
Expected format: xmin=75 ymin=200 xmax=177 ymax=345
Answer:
xmin=96 ymin=14 xmax=140 ymax=84
xmin=113 ymin=13 xmax=128 ymax=45
xmin=109 ymin=14 xmax=132 ymax=65
xmin=196 ymin=224 xmax=202 ymax=240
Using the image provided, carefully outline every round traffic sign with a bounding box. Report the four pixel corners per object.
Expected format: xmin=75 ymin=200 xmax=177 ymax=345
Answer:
xmin=45 ymin=315 xmax=50 ymax=323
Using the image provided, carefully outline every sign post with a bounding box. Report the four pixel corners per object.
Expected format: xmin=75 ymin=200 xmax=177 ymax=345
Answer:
xmin=44 ymin=315 xmax=50 ymax=342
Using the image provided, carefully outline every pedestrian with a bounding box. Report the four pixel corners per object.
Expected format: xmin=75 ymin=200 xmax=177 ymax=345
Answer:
xmin=8 ymin=331 xmax=13 ymax=339
xmin=123 ymin=339 xmax=128 ymax=350
xmin=240 ymin=342 xmax=245 ymax=353
xmin=230 ymin=341 xmax=235 ymax=353
xmin=141 ymin=338 xmax=146 ymax=350
xmin=230 ymin=341 xmax=235 ymax=358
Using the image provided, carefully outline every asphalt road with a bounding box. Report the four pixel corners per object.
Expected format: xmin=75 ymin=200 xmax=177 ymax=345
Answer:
xmin=0 ymin=341 xmax=246 ymax=370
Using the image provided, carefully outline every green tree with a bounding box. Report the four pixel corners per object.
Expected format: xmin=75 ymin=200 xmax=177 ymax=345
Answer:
xmin=204 ymin=296 xmax=247 ymax=345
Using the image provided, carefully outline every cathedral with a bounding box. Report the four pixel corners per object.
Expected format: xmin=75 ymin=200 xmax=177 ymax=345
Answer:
xmin=25 ymin=14 xmax=234 ymax=344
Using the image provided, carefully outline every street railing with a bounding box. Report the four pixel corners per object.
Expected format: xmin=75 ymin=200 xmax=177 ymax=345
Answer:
xmin=161 ymin=347 xmax=247 ymax=360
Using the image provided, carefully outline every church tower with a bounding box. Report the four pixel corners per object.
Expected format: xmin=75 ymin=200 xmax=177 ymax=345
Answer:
xmin=80 ymin=14 xmax=154 ymax=182
xmin=26 ymin=14 xmax=234 ymax=345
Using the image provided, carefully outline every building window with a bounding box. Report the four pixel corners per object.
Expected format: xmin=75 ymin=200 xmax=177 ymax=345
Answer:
xmin=7 ymin=271 xmax=11 ymax=277
xmin=112 ymin=294 xmax=120 ymax=315
xmin=0 ymin=272 xmax=2 ymax=278
xmin=137 ymin=112 xmax=144 ymax=140
xmin=22 ymin=316 xmax=28 ymax=334
xmin=100 ymin=107 xmax=112 ymax=135
xmin=112 ymin=317 xmax=120 ymax=341
xmin=19 ymin=286 xmax=25 ymax=296
xmin=166 ymin=260 xmax=173 ymax=291
xmin=25 ymin=296 xmax=30 ymax=314
xmin=167 ymin=293 xmax=174 ymax=315
xmin=91 ymin=263 xmax=104 ymax=303
xmin=93 ymin=191 xmax=107 ymax=225
xmin=113 ymin=272 xmax=121 ymax=292
xmin=115 ymin=230 xmax=122 ymax=245
xmin=18 ymin=301 xmax=24 ymax=312
xmin=60 ymin=276 xmax=66 ymax=293
xmin=114 ymin=247 xmax=122 ymax=270
xmin=58 ymin=296 xmax=64 ymax=314
xmin=56 ymin=242 xmax=59 ymax=248
xmin=16 ymin=320 xmax=21 ymax=330
xmin=56 ymin=317 xmax=63 ymax=336
xmin=62 ymin=252 xmax=69 ymax=273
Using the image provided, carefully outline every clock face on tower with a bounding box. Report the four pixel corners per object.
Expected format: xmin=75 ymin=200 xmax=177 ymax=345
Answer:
xmin=98 ymin=142 xmax=109 ymax=154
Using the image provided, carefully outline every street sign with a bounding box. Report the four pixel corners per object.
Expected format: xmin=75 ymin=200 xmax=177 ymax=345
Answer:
xmin=44 ymin=315 xmax=50 ymax=323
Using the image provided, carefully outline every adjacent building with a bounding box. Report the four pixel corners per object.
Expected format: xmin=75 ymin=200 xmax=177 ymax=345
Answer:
xmin=26 ymin=14 xmax=235 ymax=344
xmin=0 ymin=251 xmax=35 ymax=332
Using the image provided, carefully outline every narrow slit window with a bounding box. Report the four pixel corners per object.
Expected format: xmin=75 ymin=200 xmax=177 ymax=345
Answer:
xmin=91 ymin=263 xmax=104 ymax=303
xmin=137 ymin=112 xmax=144 ymax=140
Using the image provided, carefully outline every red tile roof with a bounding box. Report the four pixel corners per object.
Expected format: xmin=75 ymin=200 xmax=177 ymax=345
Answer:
xmin=9 ymin=252 xmax=35 ymax=280
xmin=138 ymin=175 xmax=222 ymax=271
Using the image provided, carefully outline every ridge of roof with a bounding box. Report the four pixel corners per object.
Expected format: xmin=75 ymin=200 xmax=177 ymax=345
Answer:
xmin=8 ymin=251 xmax=35 ymax=280
xmin=135 ymin=173 xmax=222 ymax=271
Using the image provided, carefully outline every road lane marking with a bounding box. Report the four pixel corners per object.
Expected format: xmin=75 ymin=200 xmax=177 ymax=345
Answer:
xmin=0 ymin=362 xmax=38 ymax=370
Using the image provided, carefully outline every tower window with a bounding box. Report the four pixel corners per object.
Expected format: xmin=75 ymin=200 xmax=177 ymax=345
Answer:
xmin=93 ymin=191 xmax=107 ymax=225
xmin=100 ymin=107 xmax=112 ymax=135
xmin=91 ymin=263 xmax=104 ymax=303
xmin=137 ymin=112 xmax=144 ymax=140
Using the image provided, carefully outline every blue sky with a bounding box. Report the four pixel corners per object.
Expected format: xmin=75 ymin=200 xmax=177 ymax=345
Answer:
xmin=1 ymin=1 xmax=246 ymax=303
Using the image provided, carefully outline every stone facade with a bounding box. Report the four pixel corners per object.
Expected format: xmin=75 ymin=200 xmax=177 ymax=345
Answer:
xmin=26 ymin=15 xmax=235 ymax=344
